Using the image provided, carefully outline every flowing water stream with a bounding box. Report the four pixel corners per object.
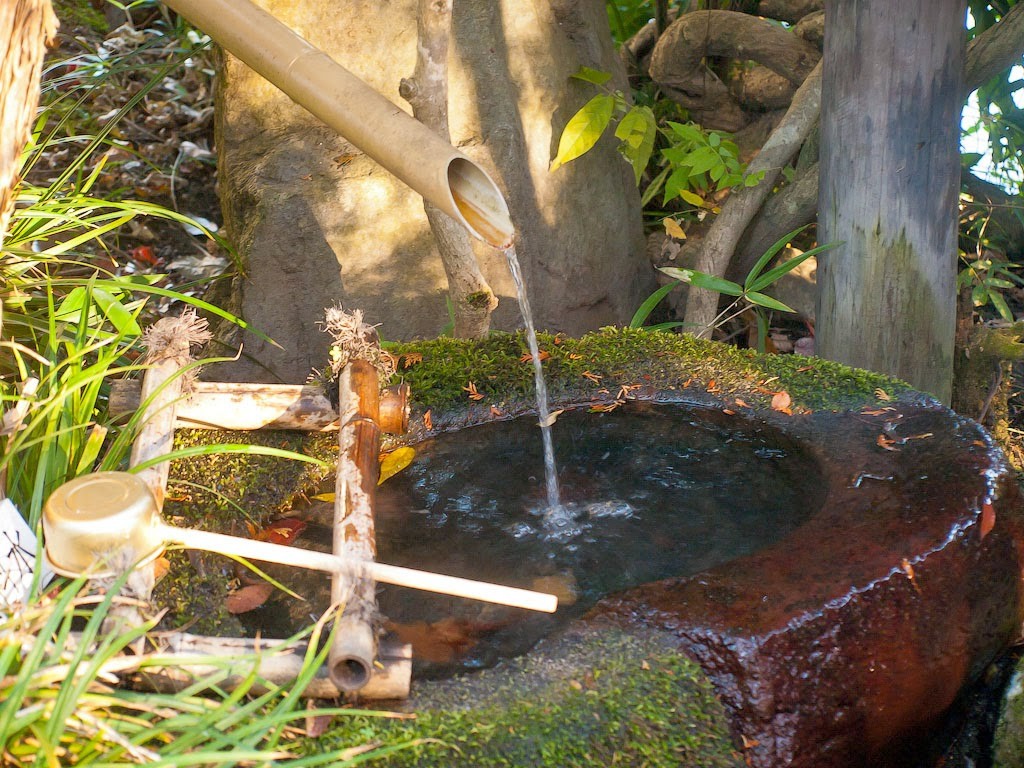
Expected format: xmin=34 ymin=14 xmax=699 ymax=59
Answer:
xmin=502 ymin=245 xmax=563 ymax=517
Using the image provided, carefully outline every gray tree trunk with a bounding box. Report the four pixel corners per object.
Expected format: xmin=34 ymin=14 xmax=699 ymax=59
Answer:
xmin=817 ymin=0 xmax=966 ymax=404
xmin=212 ymin=0 xmax=651 ymax=383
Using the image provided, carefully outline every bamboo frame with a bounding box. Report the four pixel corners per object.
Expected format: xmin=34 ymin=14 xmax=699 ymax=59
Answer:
xmin=109 ymin=380 xmax=410 ymax=433
xmin=329 ymin=360 xmax=381 ymax=692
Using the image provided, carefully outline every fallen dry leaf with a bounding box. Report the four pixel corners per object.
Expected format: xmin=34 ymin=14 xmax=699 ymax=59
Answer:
xmin=490 ymin=405 xmax=504 ymax=417
xmin=256 ymin=517 xmax=307 ymax=545
xmin=981 ymin=501 xmax=996 ymax=539
xmin=589 ymin=400 xmax=623 ymax=413
xmin=520 ymin=350 xmax=550 ymax=364
xmin=874 ymin=388 xmax=892 ymax=401
xmin=901 ymin=558 xmax=921 ymax=594
xmin=876 ymin=434 xmax=900 ymax=451
xmin=663 ymin=216 xmax=686 ymax=240
xmin=771 ymin=391 xmax=792 ymax=412
xmin=225 ymin=582 xmax=274 ymax=614
xmin=423 ymin=409 xmax=433 ymax=430
xmin=463 ymin=381 xmax=485 ymax=401
xmin=539 ymin=409 xmax=565 ymax=428
xmin=582 ymin=370 xmax=603 ymax=384
xmin=378 ymin=446 xmax=415 ymax=485
xmin=305 ymin=701 xmax=334 ymax=738
xmin=734 ymin=398 xmax=750 ymax=408
xmin=401 ymin=352 xmax=423 ymax=368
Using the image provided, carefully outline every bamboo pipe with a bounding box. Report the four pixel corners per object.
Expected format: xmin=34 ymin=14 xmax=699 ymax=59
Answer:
xmin=162 ymin=0 xmax=514 ymax=248
xmin=136 ymin=633 xmax=412 ymax=699
xmin=109 ymin=380 xmax=410 ymax=433
xmin=42 ymin=472 xmax=558 ymax=612
xmin=330 ymin=361 xmax=380 ymax=691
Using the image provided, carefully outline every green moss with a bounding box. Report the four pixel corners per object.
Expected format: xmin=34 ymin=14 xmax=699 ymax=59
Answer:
xmin=465 ymin=291 xmax=495 ymax=309
xmin=304 ymin=628 xmax=742 ymax=767
xmin=52 ymin=0 xmax=108 ymax=33
xmin=389 ymin=327 xmax=909 ymax=414
xmin=153 ymin=428 xmax=336 ymax=634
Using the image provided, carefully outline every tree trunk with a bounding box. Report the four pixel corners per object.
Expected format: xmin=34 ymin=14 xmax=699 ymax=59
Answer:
xmin=212 ymin=0 xmax=650 ymax=383
xmin=0 ymin=0 xmax=58 ymax=251
xmin=817 ymin=0 xmax=966 ymax=404
xmin=399 ymin=0 xmax=496 ymax=339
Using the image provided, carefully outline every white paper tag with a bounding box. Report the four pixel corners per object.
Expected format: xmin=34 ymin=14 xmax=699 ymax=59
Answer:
xmin=0 ymin=498 xmax=53 ymax=612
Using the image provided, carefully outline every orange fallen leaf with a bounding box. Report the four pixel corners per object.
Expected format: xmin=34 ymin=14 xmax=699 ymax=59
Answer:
xmin=423 ymin=409 xmax=433 ymax=430
xmin=901 ymin=558 xmax=921 ymax=594
xmin=256 ymin=517 xmax=307 ymax=545
xmin=771 ymin=391 xmax=792 ymax=411
xmin=734 ymin=398 xmax=750 ymax=408
xmin=520 ymin=350 xmax=550 ymax=363
xmin=463 ymin=381 xmax=485 ymax=401
xmin=723 ymin=408 xmax=736 ymax=415
xmin=490 ymin=405 xmax=504 ymax=417
xmin=401 ymin=352 xmax=423 ymax=368
xmin=582 ymin=370 xmax=603 ymax=384
xmin=981 ymin=501 xmax=996 ymax=539
xmin=876 ymin=434 xmax=900 ymax=451
xmin=226 ymin=582 xmax=274 ymax=614
xmin=874 ymin=388 xmax=892 ymax=401
xmin=568 ymin=353 xmax=584 ymax=360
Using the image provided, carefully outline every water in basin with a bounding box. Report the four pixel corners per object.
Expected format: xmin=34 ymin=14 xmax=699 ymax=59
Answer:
xmin=241 ymin=402 xmax=825 ymax=677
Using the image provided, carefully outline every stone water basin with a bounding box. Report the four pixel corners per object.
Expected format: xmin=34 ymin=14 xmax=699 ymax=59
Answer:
xmin=251 ymin=392 xmax=1024 ymax=766
xmin=168 ymin=330 xmax=1024 ymax=767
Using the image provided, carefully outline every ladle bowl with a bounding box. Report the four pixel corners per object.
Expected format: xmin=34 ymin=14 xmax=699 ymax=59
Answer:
xmin=43 ymin=472 xmax=556 ymax=613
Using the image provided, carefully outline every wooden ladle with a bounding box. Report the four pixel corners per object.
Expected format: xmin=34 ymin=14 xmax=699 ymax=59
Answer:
xmin=43 ymin=472 xmax=557 ymax=613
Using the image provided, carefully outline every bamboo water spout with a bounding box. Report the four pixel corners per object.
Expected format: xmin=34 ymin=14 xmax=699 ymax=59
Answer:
xmin=162 ymin=0 xmax=514 ymax=248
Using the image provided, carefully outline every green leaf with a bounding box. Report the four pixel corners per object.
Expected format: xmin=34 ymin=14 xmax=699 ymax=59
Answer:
xmin=663 ymin=167 xmax=692 ymax=204
xmin=572 ymin=66 xmax=613 ymax=86
xmin=744 ymin=224 xmax=812 ymax=291
xmin=660 ymin=266 xmax=743 ymax=296
xmin=630 ymin=280 xmax=681 ymax=328
xmin=91 ymin=287 xmax=142 ymax=336
xmin=746 ymin=290 xmax=795 ymax=313
xmin=679 ymin=189 xmax=704 ymax=208
xmin=708 ymin=132 xmax=721 ymax=148
xmin=615 ymin=106 xmax=657 ymax=185
xmin=972 ymin=283 xmax=989 ymax=306
xmin=550 ymin=94 xmax=615 ymax=172
xmin=666 ymin=121 xmax=704 ymax=145
xmin=747 ymin=239 xmax=843 ymax=294
xmin=686 ymin=146 xmax=721 ymax=177
xmin=641 ymin=166 xmax=671 ymax=207
xmin=991 ymin=289 xmax=1014 ymax=321
xmin=960 ymin=152 xmax=984 ymax=168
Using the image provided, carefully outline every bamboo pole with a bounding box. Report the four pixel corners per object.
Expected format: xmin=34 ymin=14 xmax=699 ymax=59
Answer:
xmin=162 ymin=0 xmax=513 ymax=247
xmin=109 ymin=380 xmax=410 ymax=433
xmin=330 ymin=360 xmax=381 ymax=692
xmin=136 ymin=634 xmax=411 ymax=700
xmin=130 ymin=313 xmax=211 ymax=506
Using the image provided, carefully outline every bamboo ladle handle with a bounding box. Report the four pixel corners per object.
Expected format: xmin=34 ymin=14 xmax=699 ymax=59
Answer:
xmin=164 ymin=524 xmax=557 ymax=613
xmin=44 ymin=471 xmax=558 ymax=613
